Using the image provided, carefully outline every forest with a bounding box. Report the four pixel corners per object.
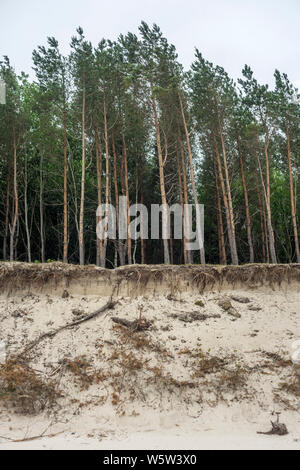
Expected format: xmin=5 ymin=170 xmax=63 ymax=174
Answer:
xmin=0 ymin=22 xmax=299 ymax=267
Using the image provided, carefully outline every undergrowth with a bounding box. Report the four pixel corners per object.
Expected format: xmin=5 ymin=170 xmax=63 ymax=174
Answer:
xmin=64 ymin=356 xmax=107 ymax=391
xmin=0 ymin=357 xmax=59 ymax=414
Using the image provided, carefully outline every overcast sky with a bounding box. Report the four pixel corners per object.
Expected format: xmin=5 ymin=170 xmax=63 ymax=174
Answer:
xmin=1 ymin=0 xmax=299 ymax=88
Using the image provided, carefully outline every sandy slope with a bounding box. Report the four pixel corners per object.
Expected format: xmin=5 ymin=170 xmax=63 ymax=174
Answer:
xmin=0 ymin=286 xmax=299 ymax=450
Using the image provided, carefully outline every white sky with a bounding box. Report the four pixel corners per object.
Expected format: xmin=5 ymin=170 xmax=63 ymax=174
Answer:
xmin=1 ymin=0 xmax=299 ymax=87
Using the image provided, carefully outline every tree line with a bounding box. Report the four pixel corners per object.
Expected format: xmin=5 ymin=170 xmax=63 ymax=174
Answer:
xmin=0 ymin=22 xmax=299 ymax=266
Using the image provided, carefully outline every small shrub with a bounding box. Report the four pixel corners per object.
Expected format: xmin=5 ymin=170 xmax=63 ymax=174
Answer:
xmin=261 ymin=351 xmax=291 ymax=369
xmin=0 ymin=358 xmax=59 ymax=414
xmin=64 ymin=356 xmax=107 ymax=390
xmin=279 ymin=374 xmax=300 ymax=397
xmin=217 ymin=365 xmax=248 ymax=391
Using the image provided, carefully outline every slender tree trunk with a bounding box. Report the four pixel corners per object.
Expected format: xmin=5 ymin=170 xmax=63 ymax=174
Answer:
xmin=179 ymin=139 xmax=193 ymax=264
xmin=95 ymin=127 xmax=103 ymax=267
xmin=15 ymin=219 xmax=19 ymax=260
xmin=170 ymin=218 xmax=174 ymax=264
xmin=139 ymin=162 xmax=146 ymax=264
xmin=140 ymin=201 xmax=146 ymax=264
xmin=237 ymin=137 xmax=254 ymax=263
xmin=263 ymin=202 xmax=270 ymax=264
xmin=259 ymin=125 xmax=277 ymax=263
xmin=257 ymin=186 xmax=266 ymax=263
xmin=101 ymin=94 xmax=109 ymax=267
xmin=260 ymin=185 xmax=270 ymax=263
xmin=212 ymin=129 xmax=237 ymax=265
xmin=111 ymin=133 xmax=123 ymax=266
xmin=178 ymin=91 xmax=205 ymax=264
xmin=152 ymin=96 xmax=170 ymax=264
xmin=215 ymin=101 xmax=238 ymax=265
xmin=286 ymin=118 xmax=300 ymax=263
xmin=3 ymin=161 xmax=11 ymax=261
xmin=10 ymin=127 xmax=18 ymax=261
xmin=39 ymin=151 xmax=45 ymax=263
xmin=122 ymin=132 xmax=132 ymax=265
xmin=119 ymin=148 xmax=128 ymax=263
xmin=24 ymin=154 xmax=31 ymax=262
xmin=132 ymin=175 xmax=139 ymax=265
xmin=79 ymin=81 xmax=86 ymax=265
xmin=213 ymin=153 xmax=226 ymax=265
xmin=176 ymin=144 xmax=187 ymax=264
xmin=63 ymin=95 xmax=68 ymax=263
xmin=112 ymin=134 xmax=119 ymax=233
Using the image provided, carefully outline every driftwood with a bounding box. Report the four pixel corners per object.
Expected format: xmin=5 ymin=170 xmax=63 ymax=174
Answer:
xmin=111 ymin=316 xmax=151 ymax=331
xmin=257 ymin=420 xmax=289 ymax=436
xmin=0 ymin=422 xmax=67 ymax=443
xmin=0 ymin=435 xmax=13 ymax=441
xmin=12 ymin=429 xmax=66 ymax=443
xmin=19 ymin=300 xmax=117 ymax=357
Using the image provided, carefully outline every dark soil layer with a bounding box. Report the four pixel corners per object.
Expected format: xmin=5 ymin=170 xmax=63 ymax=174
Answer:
xmin=0 ymin=262 xmax=299 ymax=297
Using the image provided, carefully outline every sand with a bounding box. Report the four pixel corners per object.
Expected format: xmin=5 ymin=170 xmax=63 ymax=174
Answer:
xmin=0 ymin=279 xmax=299 ymax=450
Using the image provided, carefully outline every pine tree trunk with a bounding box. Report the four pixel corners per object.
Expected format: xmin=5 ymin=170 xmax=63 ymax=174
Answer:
xmin=215 ymin=102 xmax=238 ymax=265
xmin=39 ymin=150 xmax=45 ymax=263
xmin=3 ymin=162 xmax=10 ymax=261
xmin=176 ymin=144 xmax=187 ymax=264
xmin=119 ymin=151 xmax=127 ymax=265
xmin=111 ymin=133 xmax=123 ymax=266
xmin=213 ymin=154 xmax=226 ymax=265
xmin=122 ymin=132 xmax=132 ymax=265
xmin=259 ymin=125 xmax=277 ymax=263
xmin=79 ymin=82 xmax=86 ymax=266
xmin=10 ymin=127 xmax=18 ymax=261
xmin=178 ymin=91 xmax=205 ymax=264
xmin=24 ymin=154 xmax=31 ymax=262
xmin=237 ymin=137 xmax=254 ymax=263
xmin=95 ymin=127 xmax=103 ymax=267
xmin=139 ymin=163 xmax=146 ymax=264
xmin=257 ymin=186 xmax=266 ymax=263
xmin=170 ymin=218 xmax=174 ymax=264
xmin=179 ymin=140 xmax=193 ymax=263
xmin=212 ymin=129 xmax=237 ymax=265
xmin=286 ymin=118 xmax=300 ymax=263
xmin=101 ymin=94 xmax=109 ymax=268
xmin=263 ymin=202 xmax=270 ymax=264
xmin=152 ymin=96 xmax=170 ymax=264
xmin=63 ymin=96 xmax=68 ymax=263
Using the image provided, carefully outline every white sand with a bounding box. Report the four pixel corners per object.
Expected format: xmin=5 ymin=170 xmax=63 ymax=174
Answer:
xmin=0 ymin=286 xmax=299 ymax=450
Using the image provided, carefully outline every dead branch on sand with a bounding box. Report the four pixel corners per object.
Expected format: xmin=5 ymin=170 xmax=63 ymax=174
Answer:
xmin=12 ymin=429 xmax=66 ymax=443
xmin=111 ymin=316 xmax=151 ymax=331
xmin=257 ymin=413 xmax=289 ymax=436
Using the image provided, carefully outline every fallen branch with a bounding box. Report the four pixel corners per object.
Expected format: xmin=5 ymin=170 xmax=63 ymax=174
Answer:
xmin=19 ymin=300 xmax=117 ymax=357
xmin=257 ymin=421 xmax=288 ymax=436
xmin=257 ymin=414 xmax=289 ymax=436
xmin=0 ymin=435 xmax=13 ymax=441
xmin=13 ymin=429 xmax=67 ymax=443
xmin=111 ymin=316 xmax=151 ymax=331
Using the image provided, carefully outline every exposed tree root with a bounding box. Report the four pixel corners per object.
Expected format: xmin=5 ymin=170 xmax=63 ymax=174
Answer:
xmin=1 ymin=262 xmax=300 ymax=297
xmin=19 ymin=300 xmax=117 ymax=357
